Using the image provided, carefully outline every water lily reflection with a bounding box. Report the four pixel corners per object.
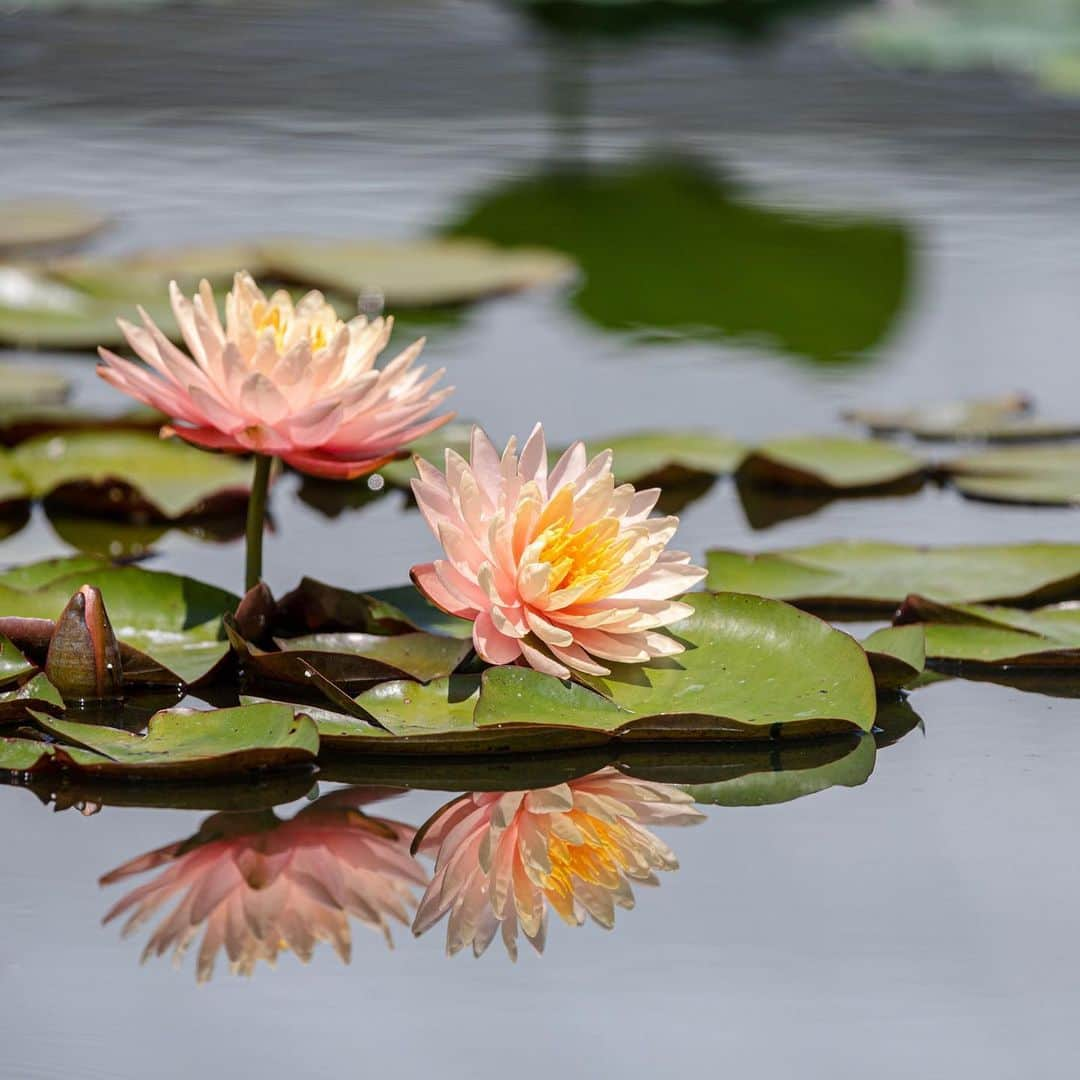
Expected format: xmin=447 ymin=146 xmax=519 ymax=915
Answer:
xmin=100 ymin=787 xmax=425 ymax=982
xmin=412 ymin=768 xmax=704 ymax=958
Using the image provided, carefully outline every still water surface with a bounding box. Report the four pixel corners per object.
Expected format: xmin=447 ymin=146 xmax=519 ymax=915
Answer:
xmin=2 ymin=2 xmax=1080 ymax=1077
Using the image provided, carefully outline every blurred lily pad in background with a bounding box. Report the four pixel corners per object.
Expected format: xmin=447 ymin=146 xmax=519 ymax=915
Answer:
xmin=0 ymin=199 xmax=108 ymax=257
xmin=0 ymin=238 xmax=574 ymax=350
xmin=848 ymin=0 xmax=1080 ymax=98
xmin=448 ymin=158 xmax=911 ymax=365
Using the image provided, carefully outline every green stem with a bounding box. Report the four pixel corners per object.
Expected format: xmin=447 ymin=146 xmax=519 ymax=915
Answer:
xmin=245 ymin=454 xmax=274 ymax=593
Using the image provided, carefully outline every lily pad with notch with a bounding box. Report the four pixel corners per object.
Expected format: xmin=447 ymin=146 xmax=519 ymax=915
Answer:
xmin=863 ymin=624 xmax=926 ymax=692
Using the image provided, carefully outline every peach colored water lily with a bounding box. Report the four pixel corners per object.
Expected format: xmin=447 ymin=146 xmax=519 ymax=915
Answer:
xmin=410 ymin=424 xmax=707 ymax=678
xmin=412 ymin=768 xmax=704 ymax=958
xmin=96 ymin=271 xmax=454 ymax=479
xmin=100 ymin=787 xmax=426 ymax=982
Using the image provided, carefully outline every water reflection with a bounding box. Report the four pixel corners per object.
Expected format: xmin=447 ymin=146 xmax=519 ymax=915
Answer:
xmin=413 ymin=767 xmax=703 ymax=958
xmin=448 ymin=158 xmax=912 ymax=366
xmin=83 ymin=723 xmax=914 ymax=978
xmin=99 ymin=786 xmax=425 ymax=982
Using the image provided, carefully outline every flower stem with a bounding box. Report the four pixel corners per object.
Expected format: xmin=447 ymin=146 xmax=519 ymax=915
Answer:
xmin=245 ymin=454 xmax=274 ymax=593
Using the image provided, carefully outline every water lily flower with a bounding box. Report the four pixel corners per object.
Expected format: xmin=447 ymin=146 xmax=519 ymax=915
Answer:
xmin=412 ymin=768 xmax=704 ymax=958
xmin=410 ymin=424 xmax=707 ymax=678
xmin=100 ymin=787 xmax=426 ymax=982
xmin=97 ymin=271 xmax=454 ymax=589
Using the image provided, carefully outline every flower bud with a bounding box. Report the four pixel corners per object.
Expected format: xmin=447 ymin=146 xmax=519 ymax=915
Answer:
xmin=45 ymin=585 xmax=123 ymax=703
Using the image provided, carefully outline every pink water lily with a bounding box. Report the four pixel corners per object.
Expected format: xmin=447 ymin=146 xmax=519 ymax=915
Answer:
xmin=100 ymin=787 xmax=426 ymax=982
xmin=410 ymin=424 xmax=707 ymax=678
xmin=412 ymin=768 xmax=704 ymax=958
xmin=97 ymin=271 xmax=454 ymax=479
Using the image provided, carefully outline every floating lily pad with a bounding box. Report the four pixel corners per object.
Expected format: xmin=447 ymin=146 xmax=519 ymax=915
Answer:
xmin=260 ymin=238 xmax=574 ymax=308
xmin=736 ymin=436 xmax=925 ymax=492
xmin=276 ymin=632 xmax=473 ymax=685
xmin=0 ymin=633 xmax=37 ymax=687
xmin=0 ymin=405 xmax=163 ymax=448
xmin=707 ymin=542 xmax=1080 ymax=614
xmin=0 ymin=366 xmax=70 ymax=408
xmin=895 ymin=595 xmax=1080 ymax=670
xmin=842 ymin=393 xmax=1080 ymax=442
xmin=585 ymin=431 xmax=746 ymax=484
xmin=679 ymin=734 xmax=876 ymax=807
xmin=18 ymin=703 xmax=318 ymax=780
xmin=0 ymin=558 xmax=236 ymax=688
xmin=0 ymin=456 xmax=30 ymax=514
xmin=946 ymin=446 xmax=1080 ymax=506
xmin=0 ymin=672 xmax=64 ymax=721
xmin=0 ymin=199 xmax=108 ymax=254
xmin=12 ymin=431 xmax=253 ymax=520
xmin=312 ymin=593 xmax=877 ymax=752
xmin=863 ymin=624 xmax=926 ymax=692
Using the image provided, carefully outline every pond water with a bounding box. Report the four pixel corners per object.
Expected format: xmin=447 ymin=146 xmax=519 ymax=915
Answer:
xmin=3 ymin=2 xmax=1080 ymax=1077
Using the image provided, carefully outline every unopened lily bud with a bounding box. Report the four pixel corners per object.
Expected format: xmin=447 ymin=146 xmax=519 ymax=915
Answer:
xmin=45 ymin=585 xmax=123 ymax=703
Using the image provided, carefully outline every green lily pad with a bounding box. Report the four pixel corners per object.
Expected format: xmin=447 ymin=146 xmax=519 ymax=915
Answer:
xmin=260 ymin=238 xmax=574 ymax=308
xmin=313 ymin=593 xmax=877 ymax=752
xmin=842 ymin=393 xmax=1080 ymax=442
xmin=946 ymin=445 xmax=1080 ymax=506
xmin=276 ymin=632 xmax=473 ymax=685
xmin=0 ymin=366 xmax=70 ymax=407
xmin=584 ymin=431 xmax=746 ymax=484
xmin=0 ymin=199 xmax=108 ymax=254
xmin=736 ymin=436 xmax=925 ymax=492
xmin=863 ymin=624 xmax=927 ymax=692
xmin=679 ymin=734 xmax=876 ymax=807
xmin=706 ymin=542 xmax=1080 ymax=614
xmin=0 ymin=633 xmax=37 ymax=687
xmin=22 ymin=703 xmax=317 ymax=779
xmin=895 ymin=595 xmax=1080 ymax=670
xmin=12 ymin=431 xmax=254 ymax=520
xmin=0 ymin=558 xmax=236 ymax=688
xmin=0 ymin=673 xmax=64 ymax=721
xmin=0 ymin=405 xmax=163 ymax=448
xmin=0 ymin=455 xmax=30 ymax=513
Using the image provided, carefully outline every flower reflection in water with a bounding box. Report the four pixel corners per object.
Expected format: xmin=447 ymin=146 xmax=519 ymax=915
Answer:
xmin=412 ymin=768 xmax=704 ymax=959
xmin=100 ymin=787 xmax=426 ymax=982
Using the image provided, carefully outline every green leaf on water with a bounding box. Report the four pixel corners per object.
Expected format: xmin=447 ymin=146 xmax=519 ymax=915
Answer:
xmin=736 ymin=436 xmax=924 ymax=492
xmin=863 ymin=624 xmax=927 ymax=692
xmin=707 ymin=541 xmax=1080 ymax=614
xmin=946 ymin=445 xmax=1080 ymax=506
xmin=275 ymin=631 xmax=473 ymax=685
xmin=896 ymin=595 xmax=1080 ymax=670
xmin=12 ymin=431 xmax=253 ymax=520
xmin=584 ymin=430 xmax=747 ymax=484
xmin=310 ymin=593 xmax=877 ymax=753
xmin=260 ymin=238 xmax=574 ymax=308
xmin=0 ymin=199 xmax=108 ymax=255
xmin=25 ymin=703 xmax=318 ymax=779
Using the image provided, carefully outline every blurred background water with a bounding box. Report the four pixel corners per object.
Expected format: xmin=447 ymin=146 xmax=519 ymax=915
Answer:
xmin=2 ymin=2 xmax=1080 ymax=1077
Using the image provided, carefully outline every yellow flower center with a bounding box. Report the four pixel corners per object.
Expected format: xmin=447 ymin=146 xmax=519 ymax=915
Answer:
xmin=537 ymin=496 xmax=637 ymax=601
xmin=539 ymin=811 xmax=632 ymax=921
xmin=251 ymin=299 xmax=331 ymax=354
